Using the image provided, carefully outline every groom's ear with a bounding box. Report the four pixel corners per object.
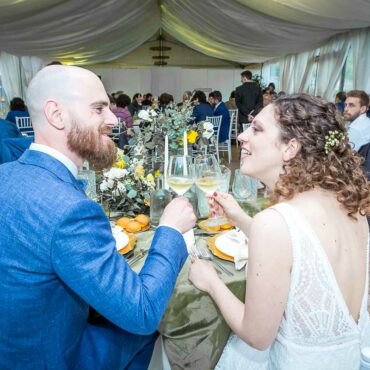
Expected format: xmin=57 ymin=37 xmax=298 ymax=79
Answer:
xmin=44 ymin=99 xmax=65 ymax=130
xmin=283 ymin=138 xmax=301 ymax=161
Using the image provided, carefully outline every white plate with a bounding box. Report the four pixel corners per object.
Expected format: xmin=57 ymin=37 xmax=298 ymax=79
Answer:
xmin=114 ymin=231 xmax=129 ymax=250
xmin=215 ymin=230 xmax=247 ymax=258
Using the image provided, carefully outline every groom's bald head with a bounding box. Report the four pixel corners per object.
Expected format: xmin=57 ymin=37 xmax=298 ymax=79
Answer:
xmin=26 ymin=65 xmax=104 ymax=129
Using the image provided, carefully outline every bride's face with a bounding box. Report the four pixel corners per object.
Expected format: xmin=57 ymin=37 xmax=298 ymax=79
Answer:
xmin=238 ymin=104 xmax=287 ymax=186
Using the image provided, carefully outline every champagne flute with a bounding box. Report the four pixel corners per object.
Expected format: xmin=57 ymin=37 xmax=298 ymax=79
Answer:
xmin=194 ymin=154 xmax=228 ymax=226
xmin=167 ymin=155 xmax=194 ymax=196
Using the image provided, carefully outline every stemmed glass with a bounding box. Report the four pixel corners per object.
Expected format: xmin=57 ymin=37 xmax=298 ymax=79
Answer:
xmin=167 ymin=155 xmax=194 ymax=196
xmin=194 ymin=154 xmax=228 ymax=226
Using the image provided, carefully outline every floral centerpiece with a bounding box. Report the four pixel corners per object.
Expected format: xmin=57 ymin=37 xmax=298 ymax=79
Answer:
xmin=137 ymin=102 xmax=214 ymax=157
xmin=98 ymin=147 xmax=155 ymax=216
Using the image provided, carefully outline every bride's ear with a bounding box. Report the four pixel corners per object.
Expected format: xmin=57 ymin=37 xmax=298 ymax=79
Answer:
xmin=283 ymin=138 xmax=301 ymax=161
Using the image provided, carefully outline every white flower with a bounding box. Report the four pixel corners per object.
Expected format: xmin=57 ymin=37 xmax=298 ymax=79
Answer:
xmin=100 ymin=180 xmax=109 ymax=192
xmin=149 ymin=109 xmax=157 ymax=117
xmin=138 ymin=110 xmax=152 ymax=122
xmin=107 ymin=179 xmax=115 ymax=189
xmin=203 ymin=121 xmax=214 ymax=139
xmin=117 ymin=182 xmax=125 ymax=192
xmin=108 ymin=167 xmax=126 ymax=180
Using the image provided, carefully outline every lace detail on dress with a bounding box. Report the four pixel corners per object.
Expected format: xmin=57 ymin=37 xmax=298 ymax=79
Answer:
xmin=216 ymin=202 xmax=369 ymax=370
xmin=274 ymin=203 xmax=361 ymax=345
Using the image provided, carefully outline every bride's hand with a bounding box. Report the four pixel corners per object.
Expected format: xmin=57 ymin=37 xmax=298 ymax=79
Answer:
xmin=208 ymin=192 xmax=245 ymax=227
xmin=188 ymin=259 xmax=219 ymax=293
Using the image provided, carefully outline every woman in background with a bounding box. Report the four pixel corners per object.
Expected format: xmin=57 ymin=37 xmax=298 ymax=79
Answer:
xmin=6 ymin=97 xmax=29 ymax=124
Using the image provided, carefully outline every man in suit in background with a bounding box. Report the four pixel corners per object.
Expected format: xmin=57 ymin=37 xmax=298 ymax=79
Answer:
xmin=209 ymin=91 xmax=230 ymax=143
xmin=235 ymin=70 xmax=263 ymax=129
xmin=0 ymin=65 xmax=196 ymax=369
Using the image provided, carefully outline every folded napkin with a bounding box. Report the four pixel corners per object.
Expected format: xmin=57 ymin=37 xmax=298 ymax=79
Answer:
xmin=111 ymin=224 xmax=129 ymax=250
xmin=183 ymin=229 xmax=196 ymax=254
xmin=216 ymin=229 xmax=248 ymax=270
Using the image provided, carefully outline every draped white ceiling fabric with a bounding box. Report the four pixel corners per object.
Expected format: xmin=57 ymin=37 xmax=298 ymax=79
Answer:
xmin=0 ymin=0 xmax=369 ymax=65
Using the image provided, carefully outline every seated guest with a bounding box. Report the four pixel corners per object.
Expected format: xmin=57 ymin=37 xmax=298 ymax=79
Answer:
xmin=128 ymin=93 xmax=143 ymax=116
xmin=0 ymin=65 xmax=196 ymax=369
xmin=335 ymin=91 xmax=346 ymax=113
xmin=108 ymin=94 xmax=117 ymax=110
xmin=209 ymin=91 xmax=230 ymax=143
xmin=177 ymin=90 xmax=192 ymax=109
xmin=262 ymin=92 xmax=272 ymax=107
xmin=158 ymin=93 xmax=174 ymax=112
xmin=225 ymin=91 xmax=237 ymax=110
xmin=112 ymin=94 xmax=133 ymax=148
xmin=0 ymin=118 xmax=23 ymax=140
xmin=344 ymin=90 xmax=370 ymax=151
xmin=191 ymin=90 xmax=214 ymax=123
xmin=189 ymin=94 xmax=370 ymax=369
xmin=5 ymin=97 xmax=30 ymax=124
xmin=142 ymin=93 xmax=153 ymax=107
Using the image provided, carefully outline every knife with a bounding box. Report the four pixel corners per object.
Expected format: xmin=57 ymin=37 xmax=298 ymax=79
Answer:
xmin=128 ymin=249 xmax=148 ymax=267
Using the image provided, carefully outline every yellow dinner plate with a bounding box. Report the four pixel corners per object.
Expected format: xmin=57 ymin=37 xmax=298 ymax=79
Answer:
xmin=118 ymin=233 xmax=137 ymax=255
xmin=198 ymin=219 xmax=233 ymax=233
xmin=207 ymin=234 xmax=234 ymax=262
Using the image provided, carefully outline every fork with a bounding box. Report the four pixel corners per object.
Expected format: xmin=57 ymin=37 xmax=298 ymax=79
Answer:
xmin=197 ymin=245 xmax=234 ymax=277
xmin=189 ymin=249 xmax=222 ymax=276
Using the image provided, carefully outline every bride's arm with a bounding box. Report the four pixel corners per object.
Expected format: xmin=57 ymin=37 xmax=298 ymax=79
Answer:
xmin=189 ymin=208 xmax=292 ymax=350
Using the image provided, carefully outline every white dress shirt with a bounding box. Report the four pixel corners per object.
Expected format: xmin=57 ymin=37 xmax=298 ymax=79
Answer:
xmin=29 ymin=143 xmax=78 ymax=178
xmin=347 ymin=114 xmax=370 ymax=151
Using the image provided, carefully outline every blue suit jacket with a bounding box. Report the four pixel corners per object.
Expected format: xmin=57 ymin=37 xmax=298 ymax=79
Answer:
xmin=0 ymin=118 xmax=23 ymax=140
xmin=5 ymin=110 xmax=30 ymax=124
xmin=0 ymin=150 xmax=187 ymax=369
xmin=214 ymin=102 xmax=230 ymax=143
xmin=192 ymin=103 xmax=214 ymax=123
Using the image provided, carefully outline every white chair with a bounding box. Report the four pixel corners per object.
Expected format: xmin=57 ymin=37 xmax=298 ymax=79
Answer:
xmin=218 ymin=112 xmax=234 ymax=164
xmin=15 ymin=117 xmax=33 ymax=136
xmin=206 ymin=115 xmax=222 ymax=162
xmin=109 ymin=118 xmax=123 ymax=142
xmin=228 ymin=109 xmax=239 ymax=148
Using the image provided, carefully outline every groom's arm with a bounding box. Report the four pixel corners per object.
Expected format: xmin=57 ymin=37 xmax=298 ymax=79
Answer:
xmin=51 ymin=199 xmax=188 ymax=335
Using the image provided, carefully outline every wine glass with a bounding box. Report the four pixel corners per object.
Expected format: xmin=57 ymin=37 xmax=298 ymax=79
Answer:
xmin=194 ymin=154 xmax=227 ymax=226
xmin=167 ymin=155 xmax=194 ymax=196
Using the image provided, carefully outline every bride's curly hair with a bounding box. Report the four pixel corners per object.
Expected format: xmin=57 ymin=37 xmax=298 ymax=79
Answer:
xmin=270 ymin=94 xmax=370 ymax=218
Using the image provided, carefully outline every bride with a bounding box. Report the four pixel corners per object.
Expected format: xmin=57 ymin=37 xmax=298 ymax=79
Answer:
xmin=189 ymin=94 xmax=370 ymax=369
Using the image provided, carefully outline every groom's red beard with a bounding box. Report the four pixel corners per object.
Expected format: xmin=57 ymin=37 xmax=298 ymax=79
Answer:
xmin=67 ymin=120 xmax=116 ymax=170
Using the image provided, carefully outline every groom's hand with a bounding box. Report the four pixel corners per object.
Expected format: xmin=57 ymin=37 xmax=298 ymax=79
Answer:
xmin=160 ymin=197 xmax=196 ymax=233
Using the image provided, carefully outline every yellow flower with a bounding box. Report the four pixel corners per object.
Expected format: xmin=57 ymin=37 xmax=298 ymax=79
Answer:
xmin=135 ymin=165 xmax=145 ymax=177
xmin=187 ymin=130 xmax=198 ymax=144
xmin=114 ymin=159 xmax=125 ymax=169
xmin=146 ymin=174 xmax=154 ymax=183
xmin=154 ymin=170 xmax=161 ymax=178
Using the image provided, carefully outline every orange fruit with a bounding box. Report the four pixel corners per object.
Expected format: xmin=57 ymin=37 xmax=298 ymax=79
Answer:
xmin=135 ymin=214 xmax=150 ymax=227
xmin=125 ymin=220 xmax=142 ymax=233
xmin=116 ymin=217 xmax=131 ymax=228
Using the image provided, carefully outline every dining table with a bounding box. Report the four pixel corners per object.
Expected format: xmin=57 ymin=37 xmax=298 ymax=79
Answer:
xmin=130 ymin=228 xmax=247 ymax=370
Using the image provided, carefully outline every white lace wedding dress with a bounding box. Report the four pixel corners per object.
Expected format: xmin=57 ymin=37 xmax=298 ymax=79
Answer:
xmin=216 ymin=203 xmax=370 ymax=370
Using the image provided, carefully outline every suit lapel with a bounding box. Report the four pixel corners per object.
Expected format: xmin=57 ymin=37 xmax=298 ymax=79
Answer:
xmin=18 ymin=150 xmax=85 ymax=194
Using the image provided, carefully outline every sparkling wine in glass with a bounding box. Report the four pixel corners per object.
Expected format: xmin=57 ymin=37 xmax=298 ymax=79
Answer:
xmin=194 ymin=154 xmax=227 ymax=226
xmin=167 ymin=155 xmax=194 ymax=196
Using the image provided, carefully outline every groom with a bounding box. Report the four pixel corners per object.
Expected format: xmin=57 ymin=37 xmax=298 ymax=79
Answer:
xmin=0 ymin=65 xmax=196 ymax=369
